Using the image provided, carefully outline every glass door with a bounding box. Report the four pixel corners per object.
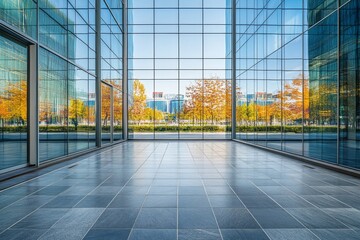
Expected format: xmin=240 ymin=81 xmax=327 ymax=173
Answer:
xmin=0 ymin=35 xmax=28 ymax=171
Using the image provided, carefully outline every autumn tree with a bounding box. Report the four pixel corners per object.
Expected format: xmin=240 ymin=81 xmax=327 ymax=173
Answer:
xmin=101 ymin=85 xmax=111 ymax=126
xmin=113 ymin=90 xmax=123 ymax=126
xmin=129 ymin=80 xmax=147 ymax=124
xmin=0 ymin=80 xmax=27 ymax=125
xmin=69 ymin=99 xmax=86 ymax=130
xmin=144 ymin=108 xmax=164 ymax=122
xmin=184 ymin=78 xmax=231 ymax=125
xmin=268 ymin=75 xmax=310 ymax=125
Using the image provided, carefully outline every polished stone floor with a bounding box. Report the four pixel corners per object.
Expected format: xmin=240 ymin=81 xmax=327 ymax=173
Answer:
xmin=1 ymin=141 xmax=360 ymax=240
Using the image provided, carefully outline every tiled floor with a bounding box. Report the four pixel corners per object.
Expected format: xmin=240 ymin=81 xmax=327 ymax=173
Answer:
xmin=1 ymin=141 xmax=360 ymax=240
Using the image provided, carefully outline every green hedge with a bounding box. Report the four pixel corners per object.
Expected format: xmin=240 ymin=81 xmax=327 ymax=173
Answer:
xmin=0 ymin=125 xmax=338 ymax=133
xmin=235 ymin=125 xmax=338 ymax=133
xmin=129 ymin=125 xmax=227 ymax=132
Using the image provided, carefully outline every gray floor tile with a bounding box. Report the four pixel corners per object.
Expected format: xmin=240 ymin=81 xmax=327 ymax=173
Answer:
xmin=134 ymin=208 xmax=177 ymax=229
xmin=302 ymin=195 xmax=351 ymax=208
xmin=287 ymin=208 xmax=349 ymax=229
xmin=0 ymin=229 xmax=47 ymax=240
xmin=179 ymin=195 xmax=210 ymax=208
xmin=214 ymin=208 xmax=260 ymax=229
xmin=178 ymin=208 xmax=218 ymax=229
xmin=42 ymin=195 xmax=84 ymax=208
xmin=75 ymin=195 xmax=114 ymax=208
xmin=240 ymin=195 xmax=280 ymax=208
xmin=312 ymin=229 xmax=360 ymax=240
xmin=12 ymin=208 xmax=68 ymax=229
xmin=249 ymin=208 xmax=304 ymax=229
xmin=221 ymin=229 xmax=270 ymax=240
xmin=322 ymin=208 xmax=360 ymax=229
xmin=39 ymin=227 xmax=89 ymax=240
xmin=51 ymin=208 xmax=104 ymax=229
xmin=265 ymin=229 xmax=318 ymax=240
xmin=143 ymin=195 xmax=177 ymax=208
xmin=84 ymin=229 xmax=130 ymax=240
xmin=93 ymin=208 xmax=139 ymax=228
xmin=208 ymin=195 xmax=245 ymax=208
xmin=178 ymin=229 xmax=221 ymax=240
xmin=128 ymin=229 xmax=176 ymax=240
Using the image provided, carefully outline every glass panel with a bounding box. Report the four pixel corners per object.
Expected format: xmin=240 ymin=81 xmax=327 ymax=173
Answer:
xmin=101 ymin=83 xmax=112 ymax=144
xmin=339 ymin=1 xmax=360 ymax=169
xmin=304 ymin=13 xmax=338 ymax=163
xmin=68 ymin=66 xmax=90 ymax=153
xmin=0 ymin=35 xmax=28 ymax=170
xmin=39 ymin=48 xmax=68 ymax=162
xmin=128 ymin=80 xmax=154 ymax=139
xmin=0 ymin=0 xmax=37 ymax=38
xmin=113 ymin=88 xmax=123 ymax=141
xmin=155 ymin=80 xmax=179 ymax=139
xmin=179 ymin=80 xmax=203 ymax=139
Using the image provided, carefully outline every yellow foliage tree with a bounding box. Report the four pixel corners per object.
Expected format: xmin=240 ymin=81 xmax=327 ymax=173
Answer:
xmin=268 ymin=75 xmax=309 ymax=125
xmin=129 ymin=80 xmax=147 ymax=124
xmin=184 ymin=78 xmax=231 ymax=125
xmin=0 ymin=80 xmax=27 ymax=125
xmin=69 ymin=99 xmax=86 ymax=130
xmin=144 ymin=108 xmax=164 ymax=122
xmin=101 ymin=85 xmax=111 ymax=126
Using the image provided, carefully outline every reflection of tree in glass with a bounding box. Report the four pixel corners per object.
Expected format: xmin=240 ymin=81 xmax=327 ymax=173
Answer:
xmin=236 ymin=75 xmax=310 ymax=127
xmin=101 ymin=80 xmax=123 ymax=126
xmin=0 ymin=80 xmax=27 ymax=125
xmin=69 ymin=99 xmax=86 ymax=130
xmin=102 ymin=85 xmax=111 ymax=126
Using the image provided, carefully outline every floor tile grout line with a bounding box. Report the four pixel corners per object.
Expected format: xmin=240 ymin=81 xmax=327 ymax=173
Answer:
xmin=189 ymin=142 xmax=225 ymax=240
xmin=37 ymin=173 xmax=115 ymax=240
xmin=0 ymin=143 xmax=127 ymax=194
xmin=123 ymin=142 xmax=168 ymax=240
xmin=200 ymin=141 xmax=273 ymax=240
xmin=223 ymin=142 xmax=356 ymax=237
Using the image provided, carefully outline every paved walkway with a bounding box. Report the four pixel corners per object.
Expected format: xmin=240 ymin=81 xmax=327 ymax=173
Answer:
xmin=0 ymin=141 xmax=360 ymax=239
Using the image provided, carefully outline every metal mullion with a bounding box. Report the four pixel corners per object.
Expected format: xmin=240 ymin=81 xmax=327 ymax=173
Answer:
xmin=231 ymin=0 xmax=236 ymax=140
xmin=95 ymin=0 xmax=102 ymax=147
xmin=110 ymin=85 xmax=114 ymax=143
xmin=123 ymin=0 xmax=128 ymax=140
xmin=153 ymin=0 xmax=155 ymax=140
xmin=336 ymin=1 xmax=340 ymax=165
xmin=202 ymin=0 xmax=204 ymax=140
xmin=302 ymin=0 xmax=305 ymax=156
xmin=178 ymin=0 xmax=180 ymax=140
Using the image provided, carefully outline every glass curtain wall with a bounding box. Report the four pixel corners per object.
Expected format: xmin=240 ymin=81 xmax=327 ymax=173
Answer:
xmin=38 ymin=0 xmax=98 ymax=162
xmin=101 ymin=0 xmax=124 ymax=143
xmin=0 ymin=0 xmax=124 ymax=168
xmin=235 ymin=0 xmax=360 ymax=170
xmin=0 ymin=35 xmax=28 ymax=170
xmin=128 ymin=0 xmax=232 ymax=139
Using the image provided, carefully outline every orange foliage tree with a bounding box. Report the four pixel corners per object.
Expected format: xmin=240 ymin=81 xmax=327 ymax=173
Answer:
xmin=0 ymin=80 xmax=27 ymax=125
xmin=183 ymin=78 xmax=231 ymax=125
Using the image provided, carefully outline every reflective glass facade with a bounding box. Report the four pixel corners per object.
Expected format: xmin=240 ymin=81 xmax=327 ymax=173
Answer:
xmin=0 ymin=35 xmax=27 ymax=170
xmin=0 ymin=0 xmax=359 ymax=174
xmin=235 ymin=0 xmax=360 ymax=170
xmin=0 ymin=0 xmax=124 ymax=171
